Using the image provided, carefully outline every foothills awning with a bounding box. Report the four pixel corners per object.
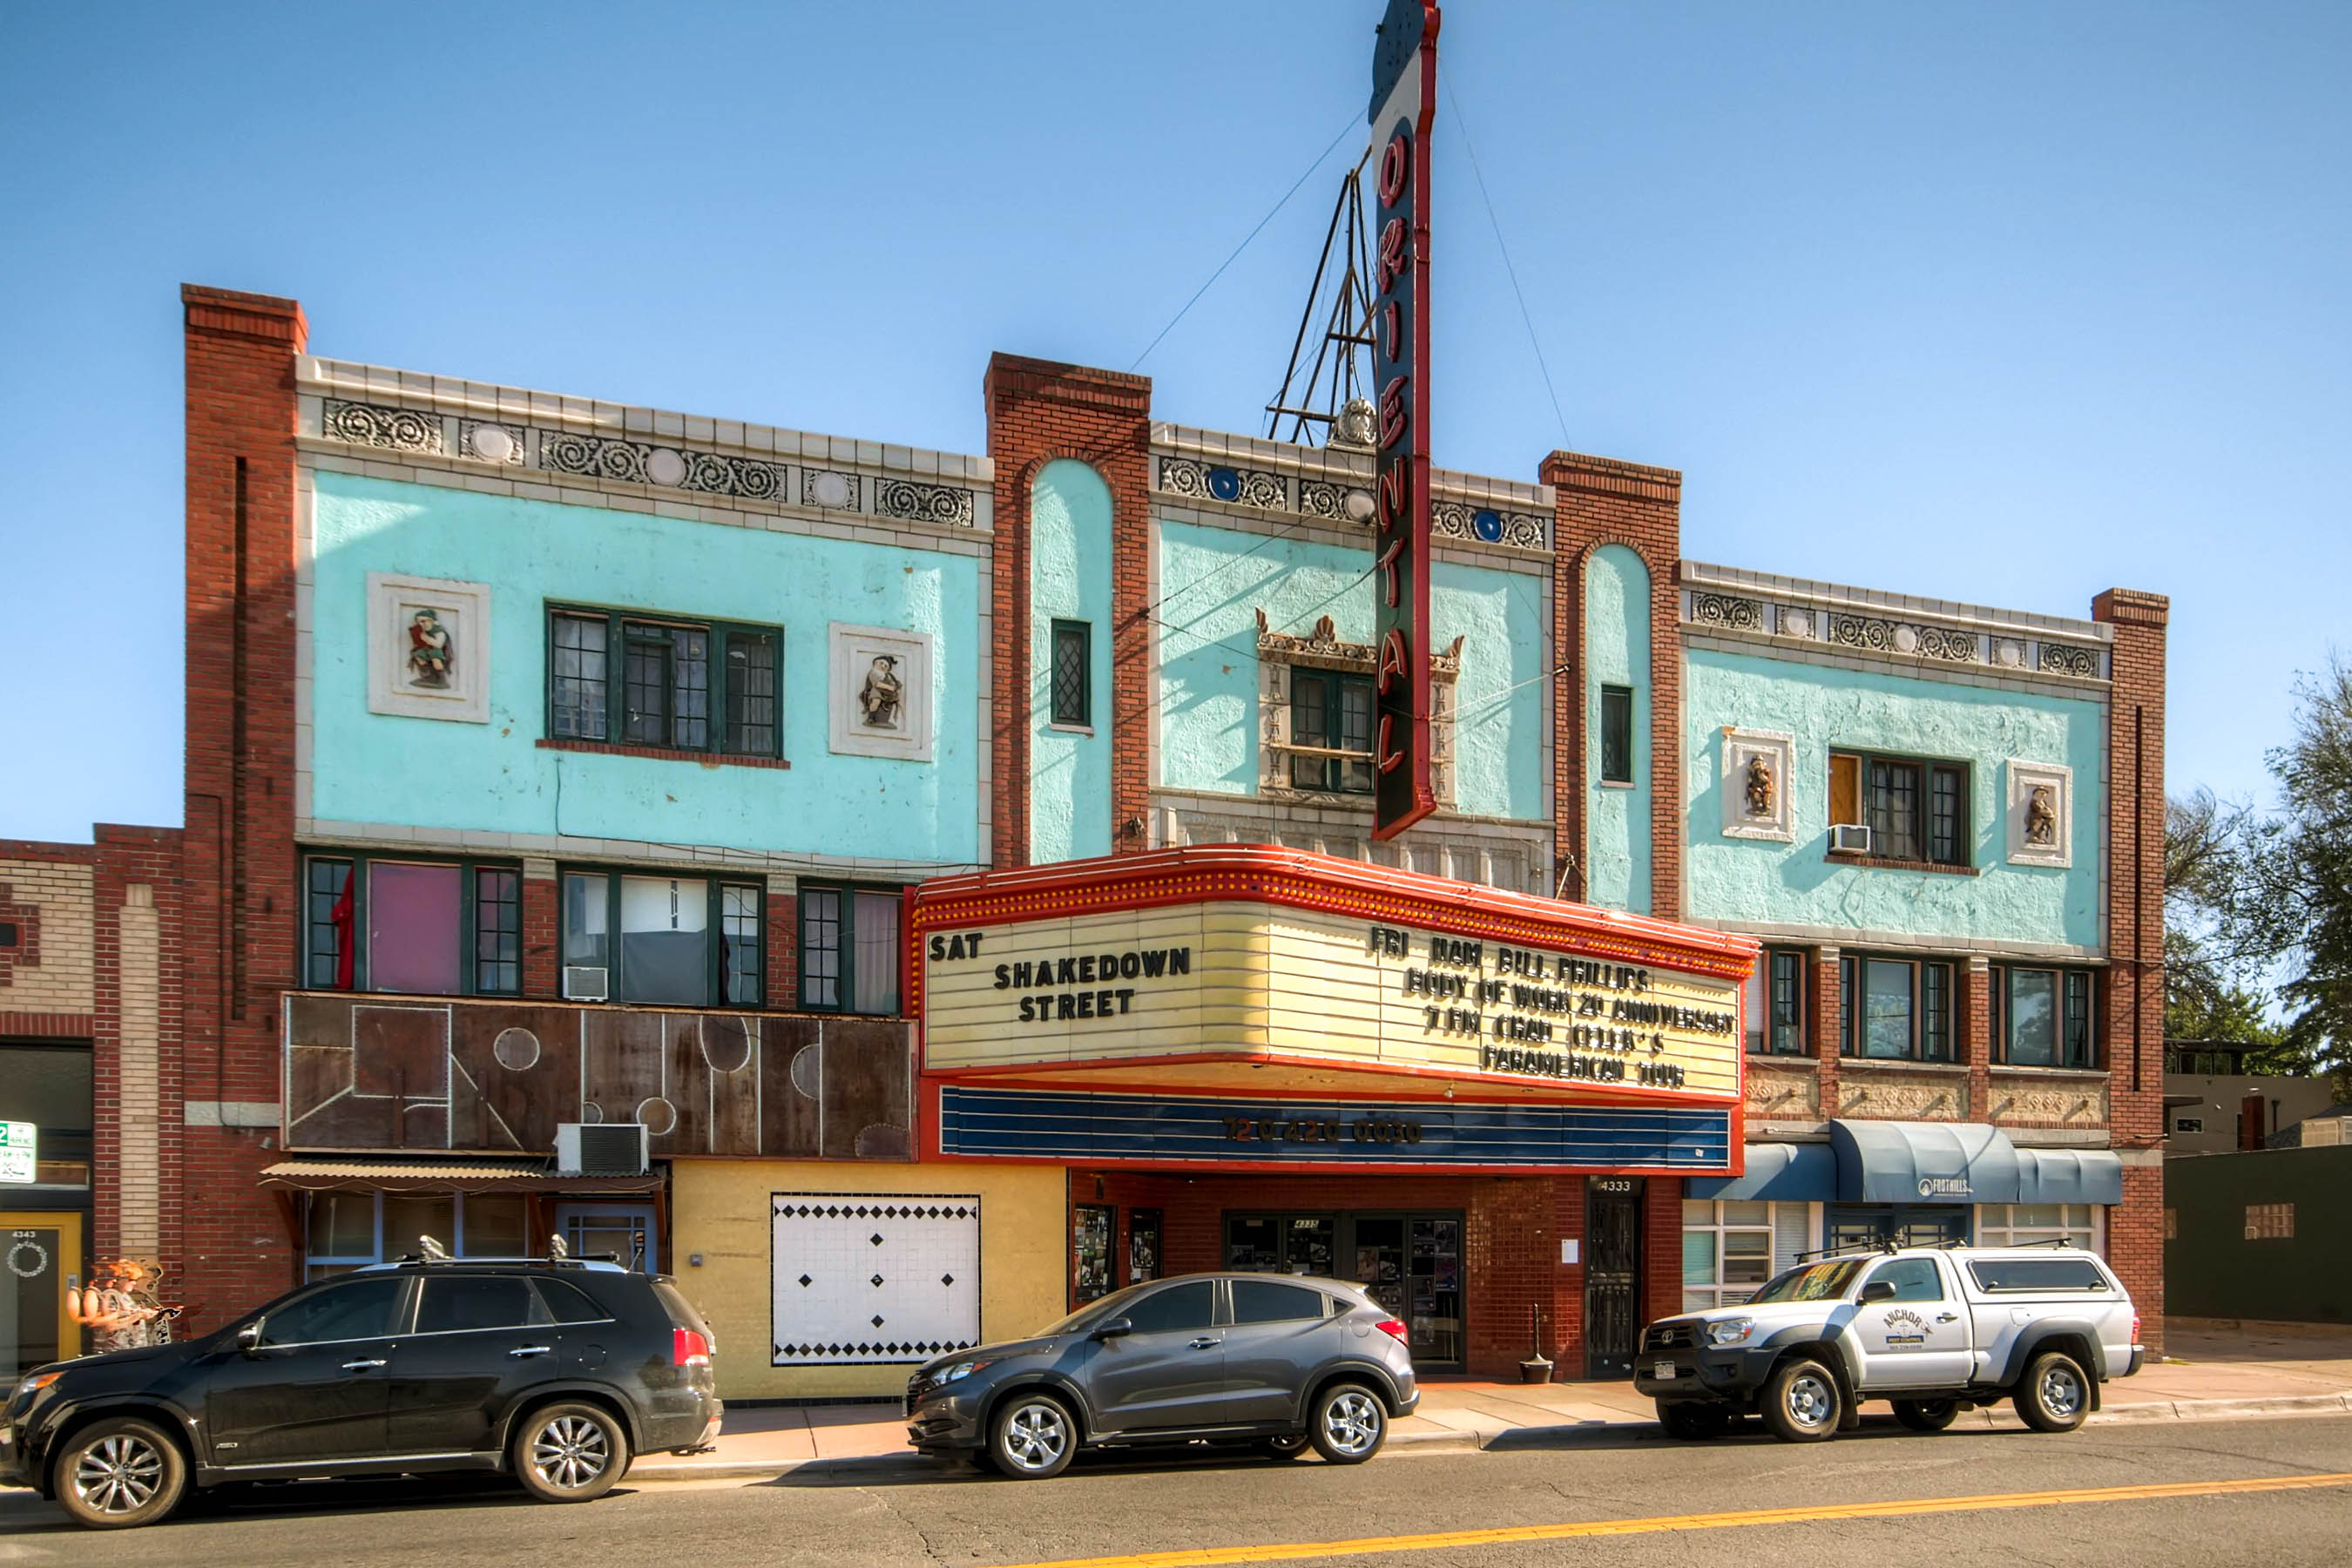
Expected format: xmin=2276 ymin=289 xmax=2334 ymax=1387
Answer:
xmin=259 ymin=1159 xmax=662 ymax=1193
xmin=2012 ymin=1146 xmax=2126 ymax=1206
xmin=1684 ymin=1142 xmax=1837 ymax=1202
xmin=1830 ymin=1120 xmax=2021 ymax=1204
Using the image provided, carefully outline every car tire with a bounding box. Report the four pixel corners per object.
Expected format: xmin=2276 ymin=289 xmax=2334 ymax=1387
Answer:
xmin=1256 ymin=1432 xmax=1311 ymax=1460
xmin=1658 ymin=1401 xmax=1732 ymax=1440
xmin=511 ymin=1401 xmax=630 ymax=1503
xmin=1761 ymin=1357 xmax=1842 ymax=1443
xmin=1893 ymin=1398 xmax=1960 ymax=1433
xmin=990 ymin=1392 xmax=1078 ymax=1479
xmin=51 ymin=1416 xmax=188 ymax=1530
xmin=1308 ymin=1382 xmax=1387 ymax=1464
xmin=2014 ymin=1351 xmax=2092 ymax=1433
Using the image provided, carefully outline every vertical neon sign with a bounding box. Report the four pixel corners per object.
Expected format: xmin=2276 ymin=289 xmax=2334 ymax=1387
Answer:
xmin=1368 ymin=0 xmax=1440 ymax=840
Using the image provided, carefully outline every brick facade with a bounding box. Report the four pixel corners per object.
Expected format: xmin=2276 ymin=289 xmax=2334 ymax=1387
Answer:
xmin=982 ymin=355 xmax=1153 ymax=868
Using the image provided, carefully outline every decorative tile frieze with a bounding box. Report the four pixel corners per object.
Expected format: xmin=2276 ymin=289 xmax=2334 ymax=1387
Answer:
xmin=539 ymin=430 xmax=787 ymax=501
xmin=1682 ymin=585 xmax=2108 ymax=682
xmin=1157 ymin=455 xmax=1288 ymax=510
xmin=1689 ymin=591 xmax=1763 ymax=632
xmin=323 ymin=399 xmax=444 ymax=454
xmin=1297 ymin=476 xmax=1373 ymax=526
xmin=874 ymin=477 xmax=974 ymax=527
xmin=2038 ymin=642 xmax=2100 ymax=679
xmin=1432 ymin=498 xmax=1547 ymax=551
xmin=460 ymin=420 xmax=524 ymax=465
xmin=802 ymin=468 xmax=861 ymax=510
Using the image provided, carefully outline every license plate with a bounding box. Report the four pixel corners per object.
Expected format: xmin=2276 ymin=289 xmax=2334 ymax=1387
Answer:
xmin=1652 ymin=1361 xmax=1676 ymax=1380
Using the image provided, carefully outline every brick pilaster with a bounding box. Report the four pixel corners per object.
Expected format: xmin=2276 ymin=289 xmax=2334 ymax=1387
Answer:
xmin=983 ymin=355 xmax=1152 ymax=868
xmin=1541 ymin=452 xmax=1684 ymax=916
xmin=2093 ymin=586 xmax=2168 ymax=1348
xmin=1962 ymin=955 xmax=1992 ymax=1119
xmin=180 ymin=284 xmax=308 ymax=1328
xmin=765 ymin=879 xmax=798 ymax=1011
xmin=1812 ymin=944 xmax=1842 ymax=1119
xmin=1641 ymin=1175 xmax=1683 ymax=1329
xmin=520 ymin=862 xmax=558 ymax=1000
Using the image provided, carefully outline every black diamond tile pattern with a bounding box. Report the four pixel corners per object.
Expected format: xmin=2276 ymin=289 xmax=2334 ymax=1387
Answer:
xmin=798 ymin=1274 xmax=813 ymax=1288
xmin=772 ymin=1338 xmax=976 ymax=1364
xmin=770 ymin=1202 xmax=977 ymax=1220
xmin=871 ymin=1274 xmax=884 ymax=1288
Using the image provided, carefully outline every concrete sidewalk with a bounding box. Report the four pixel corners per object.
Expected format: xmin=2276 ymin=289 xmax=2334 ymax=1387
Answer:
xmin=632 ymin=1317 xmax=2352 ymax=1482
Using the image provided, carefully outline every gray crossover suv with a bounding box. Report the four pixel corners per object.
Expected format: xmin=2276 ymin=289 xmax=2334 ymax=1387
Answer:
xmin=904 ymin=1273 xmax=1418 ymax=1478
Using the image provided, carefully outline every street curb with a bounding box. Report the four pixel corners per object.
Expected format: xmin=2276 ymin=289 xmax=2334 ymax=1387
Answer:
xmin=621 ymin=1391 xmax=2352 ymax=1483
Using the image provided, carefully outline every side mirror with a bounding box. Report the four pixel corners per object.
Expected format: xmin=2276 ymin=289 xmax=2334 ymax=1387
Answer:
xmin=236 ymin=1323 xmax=264 ymax=1354
xmin=1090 ymin=1316 xmax=1133 ymax=1342
xmin=1858 ymin=1281 xmax=1897 ymax=1304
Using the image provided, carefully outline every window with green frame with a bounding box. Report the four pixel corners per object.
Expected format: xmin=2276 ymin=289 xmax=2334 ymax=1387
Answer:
xmin=1743 ymin=948 xmax=1808 ymax=1055
xmin=301 ymin=853 xmax=521 ymax=997
xmin=798 ymin=882 xmax=902 ymax=1014
xmin=558 ymin=869 xmax=766 ymax=1007
xmin=547 ymin=604 xmax=781 ymax=757
xmin=1838 ymin=952 xmax=1957 ymax=1062
xmin=1288 ymin=667 xmax=1375 ymax=794
xmin=1992 ymin=964 xmax=2097 ymax=1068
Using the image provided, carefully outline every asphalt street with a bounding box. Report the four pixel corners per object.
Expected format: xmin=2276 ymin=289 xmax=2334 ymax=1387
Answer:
xmin=4 ymin=1414 xmax=2350 ymax=1566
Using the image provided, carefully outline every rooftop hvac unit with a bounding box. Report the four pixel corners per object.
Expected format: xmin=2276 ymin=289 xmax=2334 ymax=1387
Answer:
xmin=563 ymin=965 xmax=610 ymax=1002
xmin=1828 ymin=824 xmax=1872 ymax=855
xmin=557 ymin=1122 xmax=648 ymax=1176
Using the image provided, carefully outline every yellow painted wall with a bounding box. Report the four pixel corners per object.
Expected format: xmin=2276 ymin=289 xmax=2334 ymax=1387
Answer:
xmin=668 ymin=1158 xmax=1067 ymax=1402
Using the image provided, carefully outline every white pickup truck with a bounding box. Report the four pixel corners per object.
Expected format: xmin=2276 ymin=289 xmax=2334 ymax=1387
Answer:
xmin=1632 ymin=1243 xmax=2143 ymax=1442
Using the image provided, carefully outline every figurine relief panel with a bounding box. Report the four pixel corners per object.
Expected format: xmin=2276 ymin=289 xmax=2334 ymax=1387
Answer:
xmin=1718 ymin=727 xmax=1795 ymax=842
xmin=2005 ymin=759 xmax=2074 ymax=868
xmin=828 ymin=623 xmax=934 ymax=762
xmin=366 ymin=573 xmax=490 ymax=723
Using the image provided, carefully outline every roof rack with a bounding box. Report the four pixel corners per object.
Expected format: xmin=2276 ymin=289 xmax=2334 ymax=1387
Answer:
xmin=2006 ymin=1236 xmax=2078 ymax=1249
xmin=361 ymin=1254 xmax=628 ymax=1273
xmin=1792 ymin=1240 xmax=1897 ymax=1263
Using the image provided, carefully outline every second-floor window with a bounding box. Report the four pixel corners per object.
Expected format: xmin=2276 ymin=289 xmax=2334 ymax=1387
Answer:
xmin=1744 ymin=948 xmax=1808 ymax=1055
xmin=303 ymin=854 xmax=520 ymax=997
xmin=799 ymin=883 xmax=902 ymax=1014
xmin=1599 ymin=686 xmax=1634 ymax=784
xmin=1051 ymin=619 xmax=1092 ymax=728
xmin=1993 ymin=965 xmax=2097 ymax=1068
xmin=1839 ymin=953 xmax=1956 ymax=1062
xmin=1829 ymin=750 xmax=1969 ymax=866
xmin=560 ymin=870 xmax=765 ymax=1007
xmin=1289 ymin=668 xmax=1375 ymax=794
xmin=549 ymin=605 xmax=781 ymax=758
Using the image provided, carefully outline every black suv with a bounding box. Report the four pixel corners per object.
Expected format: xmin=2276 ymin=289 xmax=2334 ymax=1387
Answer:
xmin=0 ymin=1258 xmax=720 ymax=1528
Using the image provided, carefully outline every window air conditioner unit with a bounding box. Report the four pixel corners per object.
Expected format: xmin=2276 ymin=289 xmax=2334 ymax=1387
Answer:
xmin=557 ymin=1122 xmax=649 ymax=1176
xmin=564 ymin=965 xmax=610 ymax=1002
xmin=1829 ymin=824 xmax=1872 ymax=855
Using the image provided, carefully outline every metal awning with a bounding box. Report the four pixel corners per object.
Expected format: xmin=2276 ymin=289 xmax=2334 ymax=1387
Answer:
xmin=2013 ymin=1146 xmax=2125 ymax=1206
xmin=1684 ymin=1142 xmax=1837 ymax=1202
xmin=260 ymin=1159 xmax=661 ymax=1193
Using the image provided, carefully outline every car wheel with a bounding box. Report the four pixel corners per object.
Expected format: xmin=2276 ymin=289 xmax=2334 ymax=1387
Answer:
xmin=990 ymin=1392 xmax=1077 ymax=1479
xmin=2014 ymin=1351 xmax=2091 ymax=1433
xmin=1761 ymin=1357 xmax=1842 ymax=1443
xmin=52 ymin=1417 xmax=187 ymax=1529
xmin=1308 ymin=1382 xmax=1387 ymax=1464
xmin=512 ymin=1402 xmax=630 ymax=1503
xmin=1894 ymin=1398 xmax=1960 ymax=1433
xmin=1256 ymin=1432 xmax=1311 ymax=1461
xmin=1657 ymin=1401 xmax=1732 ymax=1440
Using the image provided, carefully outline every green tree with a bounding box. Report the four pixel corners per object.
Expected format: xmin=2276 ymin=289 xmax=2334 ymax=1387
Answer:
xmin=2266 ymin=659 xmax=2352 ymax=1083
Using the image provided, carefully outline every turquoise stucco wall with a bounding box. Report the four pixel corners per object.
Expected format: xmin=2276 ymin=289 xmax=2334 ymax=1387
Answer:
xmin=309 ymin=472 xmax=980 ymax=863
xmin=1029 ymin=461 xmax=1113 ymax=862
xmin=1683 ymin=646 xmax=2105 ymax=949
xmin=1154 ymin=518 xmax=1546 ymax=821
xmin=1585 ymin=545 xmax=1652 ymax=913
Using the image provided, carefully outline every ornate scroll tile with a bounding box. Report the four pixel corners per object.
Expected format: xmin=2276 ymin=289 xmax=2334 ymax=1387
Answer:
xmin=1824 ymin=612 xmax=1899 ymax=653
xmin=873 ymin=478 xmax=974 ymax=527
xmin=1691 ymin=591 xmax=1763 ymax=632
xmin=2038 ymin=642 xmax=2100 ymax=679
xmin=323 ymin=399 xmax=445 ymax=455
xmin=537 ymin=431 xmax=787 ymax=501
xmin=1157 ymin=455 xmax=1288 ymax=510
xmin=1297 ymin=477 xmax=1366 ymax=525
xmin=1432 ymin=499 xmax=1547 ymax=551
xmin=1914 ymin=625 xmax=1980 ymax=662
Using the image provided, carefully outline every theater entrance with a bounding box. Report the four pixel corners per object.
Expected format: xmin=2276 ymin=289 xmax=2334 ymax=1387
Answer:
xmin=1223 ymin=1210 xmax=1463 ymax=1369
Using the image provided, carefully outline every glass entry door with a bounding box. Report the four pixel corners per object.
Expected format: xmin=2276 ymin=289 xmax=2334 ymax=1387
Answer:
xmin=1225 ymin=1211 xmax=1463 ymax=1368
xmin=3 ymin=1213 xmax=81 ymax=1381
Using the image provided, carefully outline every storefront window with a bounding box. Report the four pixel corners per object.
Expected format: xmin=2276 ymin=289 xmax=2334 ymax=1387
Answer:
xmin=1976 ymin=1203 xmax=2099 ymax=1252
xmin=1828 ymin=1204 xmax=1968 ymax=1251
xmin=1682 ymin=1200 xmax=1810 ymax=1312
xmin=1128 ymin=1209 xmax=1162 ymax=1286
xmin=1227 ymin=1211 xmax=1461 ymax=1365
xmin=1073 ymin=1205 xmax=1114 ymax=1304
xmin=302 ymin=1192 xmax=558 ymax=1280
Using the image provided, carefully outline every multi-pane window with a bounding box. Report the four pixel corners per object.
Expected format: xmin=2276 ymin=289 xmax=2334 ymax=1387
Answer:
xmin=304 ymin=1190 xmax=532 ymax=1281
xmin=301 ymin=854 xmax=520 ymax=997
xmin=1829 ymin=750 xmax=1969 ymax=867
xmin=1839 ymin=953 xmax=1957 ymax=1061
xmin=559 ymin=870 xmax=763 ymax=1007
xmin=1051 ymin=619 xmax=1092 ymax=728
xmin=1682 ymin=1200 xmax=1811 ymax=1313
xmin=798 ymin=883 xmax=902 ymax=1014
xmin=1599 ymin=685 xmax=1634 ymax=784
xmin=1977 ymin=1203 xmax=2100 ymax=1252
xmin=1743 ymin=948 xmax=1808 ymax=1055
xmin=2244 ymin=1202 xmax=2294 ymax=1240
xmin=1994 ymin=966 xmax=2097 ymax=1067
xmin=547 ymin=605 xmax=781 ymax=758
xmin=1288 ymin=669 xmax=1375 ymax=794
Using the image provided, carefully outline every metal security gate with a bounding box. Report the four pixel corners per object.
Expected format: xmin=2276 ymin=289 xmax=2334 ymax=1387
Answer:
xmin=1584 ymin=1178 xmax=1643 ymax=1379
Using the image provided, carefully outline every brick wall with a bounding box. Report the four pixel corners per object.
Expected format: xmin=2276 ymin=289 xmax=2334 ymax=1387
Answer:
xmin=91 ymin=828 xmax=183 ymax=1271
xmin=0 ymin=846 xmax=97 ymax=1017
xmin=983 ymin=355 xmax=1152 ymax=868
xmin=179 ymin=284 xmax=309 ymax=1327
xmin=1542 ymin=453 xmax=1685 ymax=918
xmin=522 ymin=866 xmax=558 ymax=999
xmin=2094 ymin=586 xmax=2169 ymax=1349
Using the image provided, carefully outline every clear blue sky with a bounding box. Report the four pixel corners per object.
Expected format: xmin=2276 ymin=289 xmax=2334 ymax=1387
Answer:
xmin=3 ymin=2 xmax=2345 ymax=843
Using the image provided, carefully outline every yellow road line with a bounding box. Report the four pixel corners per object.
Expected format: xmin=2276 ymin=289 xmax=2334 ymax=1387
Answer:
xmin=987 ymin=1470 xmax=2352 ymax=1568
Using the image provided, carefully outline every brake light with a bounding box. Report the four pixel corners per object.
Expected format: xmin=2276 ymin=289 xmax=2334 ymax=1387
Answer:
xmin=1375 ymin=1318 xmax=1409 ymax=1341
xmin=673 ymin=1328 xmax=712 ymax=1368
xmin=2131 ymin=1314 xmax=2141 ymax=1343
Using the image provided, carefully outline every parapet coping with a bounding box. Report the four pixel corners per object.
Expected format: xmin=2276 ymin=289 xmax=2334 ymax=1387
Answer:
xmin=1684 ymin=560 xmax=2112 ymax=644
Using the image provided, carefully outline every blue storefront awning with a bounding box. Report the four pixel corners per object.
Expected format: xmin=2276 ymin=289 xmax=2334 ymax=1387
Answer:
xmin=1831 ymin=1120 xmax=2020 ymax=1204
xmin=1684 ymin=1142 xmax=1837 ymax=1202
xmin=2014 ymin=1146 xmax=2126 ymax=1205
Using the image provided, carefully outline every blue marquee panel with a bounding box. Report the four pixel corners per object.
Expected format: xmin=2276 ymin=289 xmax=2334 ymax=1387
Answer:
xmin=936 ymin=1086 xmax=1733 ymax=1170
